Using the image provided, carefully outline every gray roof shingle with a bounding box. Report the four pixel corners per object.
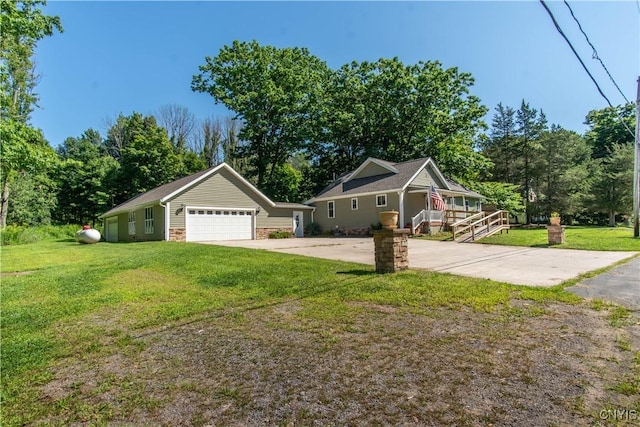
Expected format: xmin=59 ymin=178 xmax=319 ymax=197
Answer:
xmin=312 ymin=157 xmax=483 ymax=201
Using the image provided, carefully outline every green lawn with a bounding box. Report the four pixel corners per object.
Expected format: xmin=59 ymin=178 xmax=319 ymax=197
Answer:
xmin=3 ymin=240 xmax=637 ymax=425
xmin=478 ymin=226 xmax=640 ymax=251
xmin=1 ymin=240 xmax=581 ymax=423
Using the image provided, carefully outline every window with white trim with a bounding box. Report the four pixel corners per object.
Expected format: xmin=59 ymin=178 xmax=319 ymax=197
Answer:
xmin=128 ymin=212 xmax=135 ymax=235
xmin=351 ymin=198 xmax=358 ymax=210
xmin=328 ymin=201 xmax=335 ymax=218
xmin=376 ymin=194 xmax=387 ymax=207
xmin=144 ymin=207 xmax=154 ymax=234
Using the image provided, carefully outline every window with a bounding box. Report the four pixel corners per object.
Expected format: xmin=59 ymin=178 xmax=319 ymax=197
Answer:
xmin=376 ymin=194 xmax=387 ymax=207
xmin=328 ymin=201 xmax=335 ymax=218
xmin=128 ymin=212 xmax=135 ymax=235
xmin=144 ymin=207 xmax=154 ymax=234
xmin=464 ymin=200 xmax=469 ymax=212
xmin=351 ymin=198 xmax=358 ymax=210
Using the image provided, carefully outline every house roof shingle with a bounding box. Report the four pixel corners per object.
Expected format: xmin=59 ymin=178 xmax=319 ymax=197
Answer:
xmin=310 ymin=157 xmax=483 ymax=201
xmin=100 ymin=163 xmax=310 ymax=217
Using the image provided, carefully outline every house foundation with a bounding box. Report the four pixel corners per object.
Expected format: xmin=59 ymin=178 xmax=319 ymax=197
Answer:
xmin=373 ymin=228 xmax=410 ymax=273
xmin=169 ymin=227 xmax=186 ymax=242
xmin=256 ymin=227 xmax=295 ymax=239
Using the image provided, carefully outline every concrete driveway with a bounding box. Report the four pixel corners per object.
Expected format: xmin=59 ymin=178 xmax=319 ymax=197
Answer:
xmin=203 ymin=237 xmax=638 ymax=288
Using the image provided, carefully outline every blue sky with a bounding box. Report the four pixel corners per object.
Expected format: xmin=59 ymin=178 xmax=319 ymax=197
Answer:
xmin=32 ymin=1 xmax=639 ymax=147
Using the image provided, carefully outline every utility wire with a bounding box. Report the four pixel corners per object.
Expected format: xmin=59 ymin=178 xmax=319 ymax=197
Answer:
xmin=563 ymin=0 xmax=631 ymax=104
xmin=538 ymin=0 xmax=635 ymax=138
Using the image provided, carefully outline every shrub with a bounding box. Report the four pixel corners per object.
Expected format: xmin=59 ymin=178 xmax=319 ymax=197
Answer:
xmin=1 ymin=224 xmax=81 ymax=246
xmin=268 ymin=230 xmax=293 ymax=239
xmin=304 ymin=222 xmax=322 ymax=236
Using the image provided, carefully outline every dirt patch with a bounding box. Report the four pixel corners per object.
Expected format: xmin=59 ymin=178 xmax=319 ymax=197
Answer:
xmin=37 ymin=303 xmax=639 ymax=426
xmin=1 ymin=270 xmax=35 ymax=277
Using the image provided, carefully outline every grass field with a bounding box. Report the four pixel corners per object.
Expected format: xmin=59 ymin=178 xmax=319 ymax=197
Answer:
xmin=2 ymin=240 xmax=638 ymax=425
xmin=418 ymin=226 xmax=640 ymax=251
xmin=478 ymin=226 xmax=640 ymax=251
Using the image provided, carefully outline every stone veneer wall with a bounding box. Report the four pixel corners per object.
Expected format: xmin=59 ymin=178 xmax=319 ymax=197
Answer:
xmin=170 ymin=227 xmax=293 ymax=241
xmin=336 ymin=227 xmax=370 ymax=237
xmin=169 ymin=228 xmax=186 ymax=242
xmin=373 ymin=228 xmax=409 ymax=273
xmin=256 ymin=227 xmax=294 ymax=239
xmin=547 ymin=225 xmax=565 ymax=244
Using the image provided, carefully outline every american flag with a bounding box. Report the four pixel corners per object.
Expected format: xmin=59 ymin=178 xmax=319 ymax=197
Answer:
xmin=431 ymin=186 xmax=446 ymax=211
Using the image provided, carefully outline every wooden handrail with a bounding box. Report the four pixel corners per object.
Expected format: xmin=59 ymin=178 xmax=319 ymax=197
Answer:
xmin=452 ymin=210 xmax=509 ymax=242
xmin=450 ymin=211 xmax=484 ymax=228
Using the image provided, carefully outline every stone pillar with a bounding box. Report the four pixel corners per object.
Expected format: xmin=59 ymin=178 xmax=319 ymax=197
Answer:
xmin=373 ymin=228 xmax=410 ymax=273
xmin=547 ymin=225 xmax=565 ymax=245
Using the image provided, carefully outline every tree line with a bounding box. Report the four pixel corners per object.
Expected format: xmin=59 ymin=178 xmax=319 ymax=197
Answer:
xmin=480 ymin=101 xmax=635 ymax=226
xmin=1 ymin=2 xmax=635 ymax=228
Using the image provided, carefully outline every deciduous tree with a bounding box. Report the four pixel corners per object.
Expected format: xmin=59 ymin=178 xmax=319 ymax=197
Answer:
xmin=192 ymin=40 xmax=330 ymax=193
xmin=0 ymin=0 xmax=62 ymax=227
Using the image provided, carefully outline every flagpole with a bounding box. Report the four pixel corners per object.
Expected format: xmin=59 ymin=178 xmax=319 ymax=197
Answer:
xmin=427 ymin=187 xmax=432 ymax=236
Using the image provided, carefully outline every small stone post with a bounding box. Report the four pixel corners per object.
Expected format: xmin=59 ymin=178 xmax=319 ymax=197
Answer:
xmin=547 ymin=225 xmax=565 ymax=245
xmin=373 ymin=228 xmax=410 ymax=273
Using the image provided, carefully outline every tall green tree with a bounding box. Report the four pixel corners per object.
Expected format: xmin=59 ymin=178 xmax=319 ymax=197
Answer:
xmin=104 ymin=113 xmax=180 ymax=205
xmin=0 ymin=0 xmax=62 ymax=227
xmin=54 ymin=129 xmax=119 ymax=224
xmin=318 ymin=58 xmax=490 ymax=184
xmin=516 ymin=101 xmax=547 ymax=223
xmin=584 ymin=103 xmax=635 ymax=159
xmin=480 ymin=103 xmax=517 ymax=182
xmin=537 ymin=126 xmax=591 ymax=220
xmin=587 ymin=143 xmax=634 ymax=226
xmin=7 ymin=170 xmax=56 ymax=225
xmin=192 ymin=40 xmax=330 ymax=193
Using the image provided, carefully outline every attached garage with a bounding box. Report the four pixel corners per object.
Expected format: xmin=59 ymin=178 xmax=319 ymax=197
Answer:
xmin=185 ymin=208 xmax=254 ymax=241
xmin=99 ymin=163 xmax=314 ymax=242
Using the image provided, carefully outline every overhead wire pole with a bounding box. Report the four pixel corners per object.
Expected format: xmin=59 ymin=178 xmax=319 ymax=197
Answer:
xmin=634 ymin=77 xmax=640 ymax=237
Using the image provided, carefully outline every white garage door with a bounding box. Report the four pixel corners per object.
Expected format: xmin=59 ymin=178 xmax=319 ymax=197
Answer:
xmin=186 ymin=208 xmax=253 ymax=241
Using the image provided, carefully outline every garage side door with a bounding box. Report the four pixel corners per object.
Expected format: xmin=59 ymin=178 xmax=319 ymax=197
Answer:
xmin=186 ymin=209 xmax=253 ymax=241
xmin=106 ymin=217 xmax=118 ymax=242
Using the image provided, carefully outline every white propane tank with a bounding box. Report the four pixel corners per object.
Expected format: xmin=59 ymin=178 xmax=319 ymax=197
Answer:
xmin=76 ymin=228 xmax=101 ymax=244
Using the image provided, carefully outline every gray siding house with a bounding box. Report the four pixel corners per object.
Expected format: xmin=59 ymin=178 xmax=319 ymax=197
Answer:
xmin=100 ymin=163 xmax=313 ymax=242
xmin=306 ymin=157 xmax=484 ymax=235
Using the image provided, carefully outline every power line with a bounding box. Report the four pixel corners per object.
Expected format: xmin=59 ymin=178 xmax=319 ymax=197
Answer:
xmin=538 ymin=0 xmax=635 ymax=139
xmin=563 ymin=0 xmax=631 ymax=104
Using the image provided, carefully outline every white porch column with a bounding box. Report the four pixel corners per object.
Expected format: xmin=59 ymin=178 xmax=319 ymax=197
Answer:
xmin=398 ymin=190 xmax=405 ymax=229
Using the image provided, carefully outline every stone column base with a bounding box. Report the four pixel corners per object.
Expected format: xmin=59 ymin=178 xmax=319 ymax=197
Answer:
xmin=547 ymin=225 xmax=565 ymax=245
xmin=373 ymin=228 xmax=410 ymax=273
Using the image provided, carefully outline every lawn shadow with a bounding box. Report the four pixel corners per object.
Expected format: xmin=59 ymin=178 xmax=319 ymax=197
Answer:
xmin=337 ymin=269 xmax=378 ymax=276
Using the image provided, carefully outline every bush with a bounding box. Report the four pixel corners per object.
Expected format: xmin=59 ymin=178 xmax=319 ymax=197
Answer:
xmin=1 ymin=224 xmax=81 ymax=246
xmin=304 ymin=222 xmax=322 ymax=236
xmin=268 ymin=230 xmax=293 ymax=239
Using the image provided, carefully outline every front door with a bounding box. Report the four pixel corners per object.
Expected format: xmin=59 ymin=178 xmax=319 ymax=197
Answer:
xmin=293 ymin=211 xmax=303 ymax=237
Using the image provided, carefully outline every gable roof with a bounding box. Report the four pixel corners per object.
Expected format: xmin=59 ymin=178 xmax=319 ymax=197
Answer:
xmin=308 ymin=157 xmax=481 ymax=202
xmin=345 ymin=157 xmax=399 ymax=182
xmin=100 ymin=163 xmax=307 ymax=218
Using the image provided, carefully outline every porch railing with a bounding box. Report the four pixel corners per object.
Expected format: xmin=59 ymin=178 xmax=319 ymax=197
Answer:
xmin=411 ymin=209 xmax=445 ymax=232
